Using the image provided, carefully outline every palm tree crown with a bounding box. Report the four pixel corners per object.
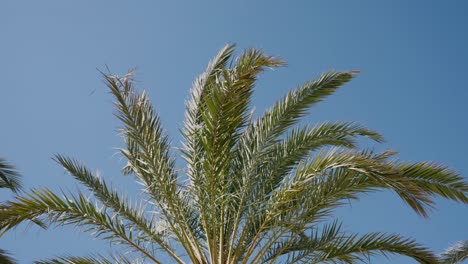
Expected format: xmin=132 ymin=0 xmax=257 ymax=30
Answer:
xmin=1 ymin=44 xmax=467 ymax=264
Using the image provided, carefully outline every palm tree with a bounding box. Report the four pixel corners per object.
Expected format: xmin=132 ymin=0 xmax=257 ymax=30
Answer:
xmin=0 ymin=44 xmax=467 ymax=264
xmin=0 ymin=158 xmax=21 ymax=264
xmin=439 ymin=241 xmax=468 ymax=264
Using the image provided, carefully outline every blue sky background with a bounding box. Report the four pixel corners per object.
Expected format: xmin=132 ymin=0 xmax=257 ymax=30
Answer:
xmin=1 ymin=1 xmax=467 ymax=263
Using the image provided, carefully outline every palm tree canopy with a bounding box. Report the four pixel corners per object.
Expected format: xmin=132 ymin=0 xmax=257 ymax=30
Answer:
xmin=0 ymin=44 xmax=467 ymax=264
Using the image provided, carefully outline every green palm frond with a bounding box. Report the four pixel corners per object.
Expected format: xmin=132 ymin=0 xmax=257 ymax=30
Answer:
xmin=102 ymin=71 xmax=203 ymax=263
xmin=35 ymin=254 xmax=113 ymax=264
xmin=239 ymin=122 xmax=383 ymax=211
xmin=180 ymin=45 xmax=239 ymax=263
xmin=181 ymin=46 xmax=285 ymax=264
xmin=53 ymin=155 xmax=183 ymax=263
xmin=242 ymin=70 xmax=356 ymax=147
xmin=0 ymin=158 xmax=22 ymax=193
xmin=0 ymin=189 xmax=162 ymax=264
xmin=261 ymin=221 xmax=438 ymax=264
xmin=230 ymin=71 xmax=358 ymax=198
xmin=231 ymin=70 xmax=358 ymax=185
xmin=268 ymin=147 xmax=467 ymax=222
xmin=439 ymin=241 xmax=468 ymax=264
xmin=182 ymin=43 xmax=235 ymax=185
xmin=34 ymin=253 xmax=145 ymax=264
xmin=290 ymin=231 xmax=437 ymax=264
xmin=234 ymin=147 xmax=466 ymax=263
xmin=1 ymin=45 xmax=467 ymax=263
xmin=395 ymin=162 xmax=468 ymax=204
xmin=261 ymin=220 xmax=344 ymax=263
xmin=228 ymin=124 xmax=384 ymax=261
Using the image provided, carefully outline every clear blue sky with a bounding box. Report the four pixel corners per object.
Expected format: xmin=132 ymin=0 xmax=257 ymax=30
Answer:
xmin=1 ymin=1 xmax=467 ymax=263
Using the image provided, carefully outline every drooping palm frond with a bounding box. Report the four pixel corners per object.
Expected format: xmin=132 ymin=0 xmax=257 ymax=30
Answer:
xmin=230 ymin=71 xmax=359 ymax=205
xmin=227 ymin=124 xmax=384 ymax=261
xmin=439 ymin=241 xmax=468 ymax=264
xmin=0 ymin=158 xmax=22 ymax=193
xmin=53 ymin=155 xmax=183 ymax=263
xmin=35 ymin=254 xmax=114 ymax=264
xmin=290 ymin=232 xmax=438 ymax=264
xmin=261 ymin=221 xmax=438 ymax=264
xmin=233 ymin=147 xmax=467 ymax=263
xmin=236 ymin=122 xmax=382 ymax=212
xmin=34 ymin=253 xmax=141 ymax=264
xmin=241 ymin=70 xmax=357 ymax=148
xmin=0 ymin=189 xmax=163 ymax=264
xmin=0 ymin=45 xmax=467 ymax=263
xmin=226 ymin=71 xmax=362 ymax=261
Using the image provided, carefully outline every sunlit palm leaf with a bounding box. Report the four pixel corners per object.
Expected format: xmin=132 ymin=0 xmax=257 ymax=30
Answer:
xmin=261 ymin=221 xmax=438 ymax=264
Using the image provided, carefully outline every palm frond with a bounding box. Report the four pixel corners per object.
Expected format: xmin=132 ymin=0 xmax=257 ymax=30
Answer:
xmin=242 ymin=121 xmax=383 ymax=210
xmin=179 ymin=45 xmax=238 ymax=263
xmin=228 ymin=72 xmax=358 ymax=261
xmin=256 ymin=220 xmax=438 ymax=264
xmin=439 ymin=241 xmax=468 ymax=264
xmin=263 ymin=121 xmax=383 ymax=190
xmin=0 ymin=158 xmax=22 ymax=193
xmin=53 ymin=155 xmax=184 ymax=263
xmin=243 ymin=71 xmax=357 ymax=147
xmin=103 ymin=70 xmax=177 ymax=199
xmin=237 ymin=147 xmax=468 ymax=262
xmin=229 ymin=123 xmax=383 ymax=260
xmin=180 ymin=45 xmax=284 ymax=263
xmin=260 ymin=220 xmax=343 ymax=263
xmin=395 ymin=162 xmax=468 ymax=204
xmin=0 ymin=248 xmax=16 ymax=264
xmin=35 ymin=252 xmax=145 ymax=264
xmin=182 ymin=43 xmax=236 ymax=185
xmin=232 ymin=70 xmax=358 ymax=184
xmin=266 ymin=147 xmax=466 ymax=222
xmin=232 ymin=71 xmax=358 ymax=193
xmin=0 ymin=189 xmax=162 ymax=264
xmin=288 ymin=231 xmax=437 ymax=264
xmin=102 ymin=70 xmax=203 ymax=263
xmin=35 ymin=254 xmax=113 ymax=264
